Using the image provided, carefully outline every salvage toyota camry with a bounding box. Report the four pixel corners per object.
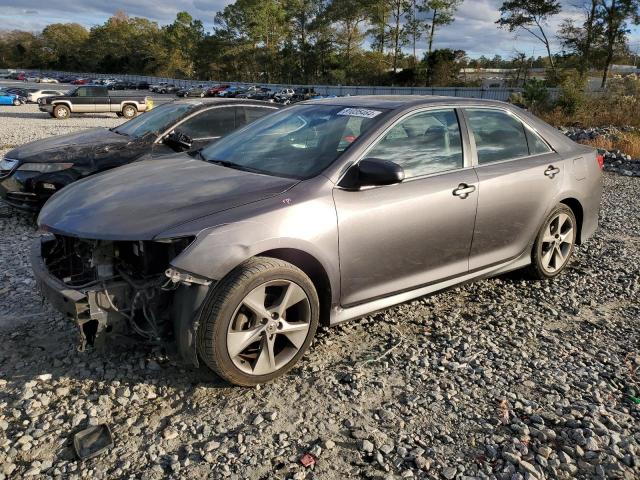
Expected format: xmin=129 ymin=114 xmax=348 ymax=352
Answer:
xmin=32 ymin=96 xmax=602 ymax=386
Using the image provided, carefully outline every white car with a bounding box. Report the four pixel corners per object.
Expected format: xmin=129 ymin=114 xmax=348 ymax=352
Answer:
xmin=25 ymin=75 xmax=39 ymax=82
xmin=28 ymin=89 xmax=65 ymax=104
xmin=37 ymin=77 xmax=59 ymax=84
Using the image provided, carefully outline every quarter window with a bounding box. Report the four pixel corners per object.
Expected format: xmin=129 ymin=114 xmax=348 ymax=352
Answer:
xmin=366 ymin=109 xmax=463 ymax=178
xmin=466 ymin=109 xmax=529 ymax=164
xmin=178 ymin=107 xmax=237 ymax=139
xmin=526 ymin=128 xmax=552 ymax=155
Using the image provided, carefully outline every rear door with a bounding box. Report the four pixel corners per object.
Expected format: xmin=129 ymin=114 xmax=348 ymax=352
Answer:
xmin=463 ymin=107 xmax=563 ymax=270
xmin=90 ymin=87 xmax=110 ymax=112
xmin=334 ymin=108 xmax=478 ymax=306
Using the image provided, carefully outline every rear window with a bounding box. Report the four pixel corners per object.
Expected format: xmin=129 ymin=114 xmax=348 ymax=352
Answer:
xmin=466 ymin=109 xmax=529 ymax=164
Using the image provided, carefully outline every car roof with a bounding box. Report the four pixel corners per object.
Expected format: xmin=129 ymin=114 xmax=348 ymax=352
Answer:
xmin=173 ymin=98 xmax=281 ymax=108
xmin=301 ymin=94 xmax=514 ymax=110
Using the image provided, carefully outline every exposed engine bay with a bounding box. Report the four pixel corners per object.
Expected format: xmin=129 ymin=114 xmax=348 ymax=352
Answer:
xmin=39 ymin=234 xmax=196 ymax=351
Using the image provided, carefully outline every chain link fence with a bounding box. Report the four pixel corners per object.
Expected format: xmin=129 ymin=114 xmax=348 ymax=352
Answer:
xmin=38 ymin=70 xmax=560 ymax=102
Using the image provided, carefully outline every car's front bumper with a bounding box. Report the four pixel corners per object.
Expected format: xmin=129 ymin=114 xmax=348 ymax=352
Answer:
xmin=0 ymin=170 xmax=56 ymax=211
xmin=31 ymin=235 xmax=130 ymax=351
xmin=39 ymin=104 xmax=53 ymax=113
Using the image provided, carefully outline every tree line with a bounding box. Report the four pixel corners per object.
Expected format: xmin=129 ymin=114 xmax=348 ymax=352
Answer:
xmin=0 ymin=0 xmax=638 ymax=87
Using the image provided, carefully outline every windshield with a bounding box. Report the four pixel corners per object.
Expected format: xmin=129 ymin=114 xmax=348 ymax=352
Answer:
xmin=200 ymin=104 xmax=387 ymax=179
xmin=113 ymin=102 xmax=195 ymax=138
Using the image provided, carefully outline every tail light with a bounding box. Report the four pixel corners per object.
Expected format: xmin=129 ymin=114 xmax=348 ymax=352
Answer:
xmin=596 ymin=154 xmax=604 ymax=170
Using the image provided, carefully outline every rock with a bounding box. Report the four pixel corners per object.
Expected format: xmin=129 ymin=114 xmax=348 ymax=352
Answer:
xmin=163 ymin=428 xmax=179 ymax=440
xmin=360 ymin=439 xmax=374 ymax=453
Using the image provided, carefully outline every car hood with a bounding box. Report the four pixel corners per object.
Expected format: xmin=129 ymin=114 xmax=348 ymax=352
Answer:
xmin=38 ymin=154 xmax=299 ymax=241
xmin=6 ymin=128 xmax=131 ymax=164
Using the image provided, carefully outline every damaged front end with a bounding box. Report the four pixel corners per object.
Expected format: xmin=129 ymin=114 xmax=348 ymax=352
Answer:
xmin=31 ymin=234 xmax=211 ymax=363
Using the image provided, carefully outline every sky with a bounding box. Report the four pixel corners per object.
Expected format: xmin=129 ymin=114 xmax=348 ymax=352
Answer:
xmin=0 ymin=0 xmax=639 ymax=60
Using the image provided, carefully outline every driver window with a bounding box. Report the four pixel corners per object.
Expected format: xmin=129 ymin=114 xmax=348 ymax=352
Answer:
xmin=178 ymin=107 xmax=237 ymax=139
xmin=366 ymin=109 xmax=463 ymax=178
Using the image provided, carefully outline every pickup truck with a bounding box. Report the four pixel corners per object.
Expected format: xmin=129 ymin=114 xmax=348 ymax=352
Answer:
xmin=39 ymin=85 xmax=152 ymax=119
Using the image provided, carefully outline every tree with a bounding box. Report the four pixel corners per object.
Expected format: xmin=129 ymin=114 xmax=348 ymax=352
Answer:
xmin=598 ymin=0 xmax=640 ymax=88
xmin=385 ymin=0 xmax=411 ymax=74
xmin=497 ymin=0 xmax=562 ymax=77
xmin=423 ymin=48 xmax=466 ymax=86
xmin=558 ymin=1 xmax=604 ymax=74
xmin=163 ymin=12 xmax=205 ymax=77
xmin=423 ymin=0 xmax=463 ymax=55
xmin=41 ymin=23 xmax=89 ymax=70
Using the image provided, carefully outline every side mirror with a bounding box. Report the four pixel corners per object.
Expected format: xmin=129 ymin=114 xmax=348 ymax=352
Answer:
xmin=164 ymin=130 xmax=193 ymax=151
xmin=340 ymin=158 xmax=405 ymax=189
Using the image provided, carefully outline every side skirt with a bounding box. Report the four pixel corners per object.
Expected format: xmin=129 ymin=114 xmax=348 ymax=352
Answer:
xmin=330 ymin=251 xmax=531 ymax=326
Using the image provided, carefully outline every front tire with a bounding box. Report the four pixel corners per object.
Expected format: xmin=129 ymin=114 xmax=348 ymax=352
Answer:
xmin=53 ymin=105 xmax=70 ymax=119
xmin=527 ymin=204 xmax=577 ymax=279
xmin=197 ymin=257 xmax=319 ymax=386
xmin=122 ymin=105 xmax=137 ymax=119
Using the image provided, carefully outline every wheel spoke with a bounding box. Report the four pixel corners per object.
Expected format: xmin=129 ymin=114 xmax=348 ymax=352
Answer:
xmin=253 ymin=335 xmax=276 ymax=375
xmin=560 ymin=227 xmax=574 ymax=244
xmin=279 ymin=320 xmax=309 ymax=349
xmin=227 ymin=326 xmax=264 ymax=358
xmin=554 ymin=245 xmax=565 ymax=266
xmin=242 ymin=285 xmax=270 ymax=319
xmin=274 ymin=282 xmax=308 ymax=316
xmin=542 ymin=224 xmax=555 ymax=244
xmin=541 ymin=247 xmax=554 ymax=270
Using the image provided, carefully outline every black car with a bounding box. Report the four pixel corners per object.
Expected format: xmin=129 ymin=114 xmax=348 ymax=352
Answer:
xmin=0 ymin=99 xmax=280 ymax=211
xmin=109 ymin=81 xmax=137 ymax=90
xmin=176 ymin=85 xmax=208 ymax=98
xmin=136 ymin=82 xmax=150 ymax=90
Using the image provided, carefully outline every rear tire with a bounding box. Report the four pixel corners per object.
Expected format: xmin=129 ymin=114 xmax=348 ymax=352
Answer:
xmin=197 ymin=257 xmax=319 ymax=386
xmin=53 ymin=105 xmax=70 ymax=119
xmin=122 ymin=105 xmax=137 ymax=119
xmin=12 ymin=99 xmax=20 ymax=106
xmin=526 ymin=204 xmax=577 ymax=279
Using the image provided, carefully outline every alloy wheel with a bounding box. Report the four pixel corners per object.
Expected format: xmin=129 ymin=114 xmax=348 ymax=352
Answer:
xmin=540 ymin=212 xmax=575 ymax=274
xmin=226 ymin=280 xmax=311 ymax=376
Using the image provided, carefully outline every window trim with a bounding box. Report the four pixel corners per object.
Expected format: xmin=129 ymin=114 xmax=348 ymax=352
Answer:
xmin=461 ymin=106 xmax=555 ymax=167
xmin=336 ymin=106 xmax=471 ymax=188
xmin=154 ymin=104 xmax=278 ymax=144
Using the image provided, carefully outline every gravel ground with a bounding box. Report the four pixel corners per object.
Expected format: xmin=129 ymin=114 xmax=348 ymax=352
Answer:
xmin=0 ymin=115 xmax=639 ymax=480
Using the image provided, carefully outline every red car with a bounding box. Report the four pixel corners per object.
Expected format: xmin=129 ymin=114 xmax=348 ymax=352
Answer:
xmin=206 ymin=84 xmax=230 ymax=96
xmin=15 ymin=73 xmax=26 ymax=81
xmin=71 ymin=78 xmax=89 ymax=85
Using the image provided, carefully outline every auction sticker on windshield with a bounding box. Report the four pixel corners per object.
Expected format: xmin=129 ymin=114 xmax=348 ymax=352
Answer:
xmin=337 ymin=108 xmax=382 ymax=119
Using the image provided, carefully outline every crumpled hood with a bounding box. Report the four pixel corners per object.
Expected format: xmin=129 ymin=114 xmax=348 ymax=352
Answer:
xmin=6 ymin=128 xmax=131 ymax=165
xmin=38 ymin=154 xmax=299 ymax=240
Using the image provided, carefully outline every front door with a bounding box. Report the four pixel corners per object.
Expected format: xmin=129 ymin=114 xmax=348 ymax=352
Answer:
xmin=334 ymin=108 xmax=478 ymax=306
xmin=463 ymin=107 xmax=564 ymax=270
xmin=72 ymin=87 xmax=96 ymax=113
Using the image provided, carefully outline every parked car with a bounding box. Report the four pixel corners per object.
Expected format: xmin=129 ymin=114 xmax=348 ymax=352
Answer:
xmin=136 ymin=81 xmax=150 ymax=90
xmin=38 ymin=85 xmax=150 ymax=119
xmin=0 ymin=89 xmax=24 ymax=105
xmin=273 ymin=88 xmax=295 ymax=104
xmin=293 ymin=88 xmax=317 ymax=102
xmin=37 ymin=77 xmax=59 ymax=84
xmin=27 ymin=89 xmax=65 ymax=104
xmin=108 ymin=81 xmax=136 ymax=90
xmin=59 ymin=76 xmax=77 ymax=83
xmin=245 ymin=87 xmax=275 ymax=101
xmin=71 ymin=78 xmax=90 ymax=85
xmin=207 ymin=84 xmax=230 ymax=96
xmin=11 ymin=72 xmax=26 ymax=81
xmin=29 ymin=96 xmax=603 ymax=386
xmin=217 ymin=86 xmax=240 ymax=97
xmin=1 ymin=99 xmax=279 ymax=211
xmin=177 ymin=85 xmax=208 ymax=98
xmin=5 ymin=87 xmax=37 ymax=99
xmin=151 ymin=83 xmax=180 ymax=94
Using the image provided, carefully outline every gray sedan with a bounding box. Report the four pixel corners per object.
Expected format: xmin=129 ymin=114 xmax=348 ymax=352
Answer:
xmin=32 ymin=96 xmax=602 ymax=386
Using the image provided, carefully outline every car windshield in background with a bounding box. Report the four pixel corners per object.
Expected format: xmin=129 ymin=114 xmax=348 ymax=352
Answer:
xmin=113 ymin=103 xmax=195 ymax=138
xmin=200 ymin=105 xmax=387 ymax=179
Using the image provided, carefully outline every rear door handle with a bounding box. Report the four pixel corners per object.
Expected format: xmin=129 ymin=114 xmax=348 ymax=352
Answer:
xmin=544 ymin=166 xmax=560 ymax=178
xmin=452 ymin=183 xmax=476 ymax=199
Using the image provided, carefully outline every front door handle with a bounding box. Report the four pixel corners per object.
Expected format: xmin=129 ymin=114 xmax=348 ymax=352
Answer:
xmin=544 ymin=166 xmax=560 ymax=179
xmin=452 ymin=183 xmax=476 ymax=199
